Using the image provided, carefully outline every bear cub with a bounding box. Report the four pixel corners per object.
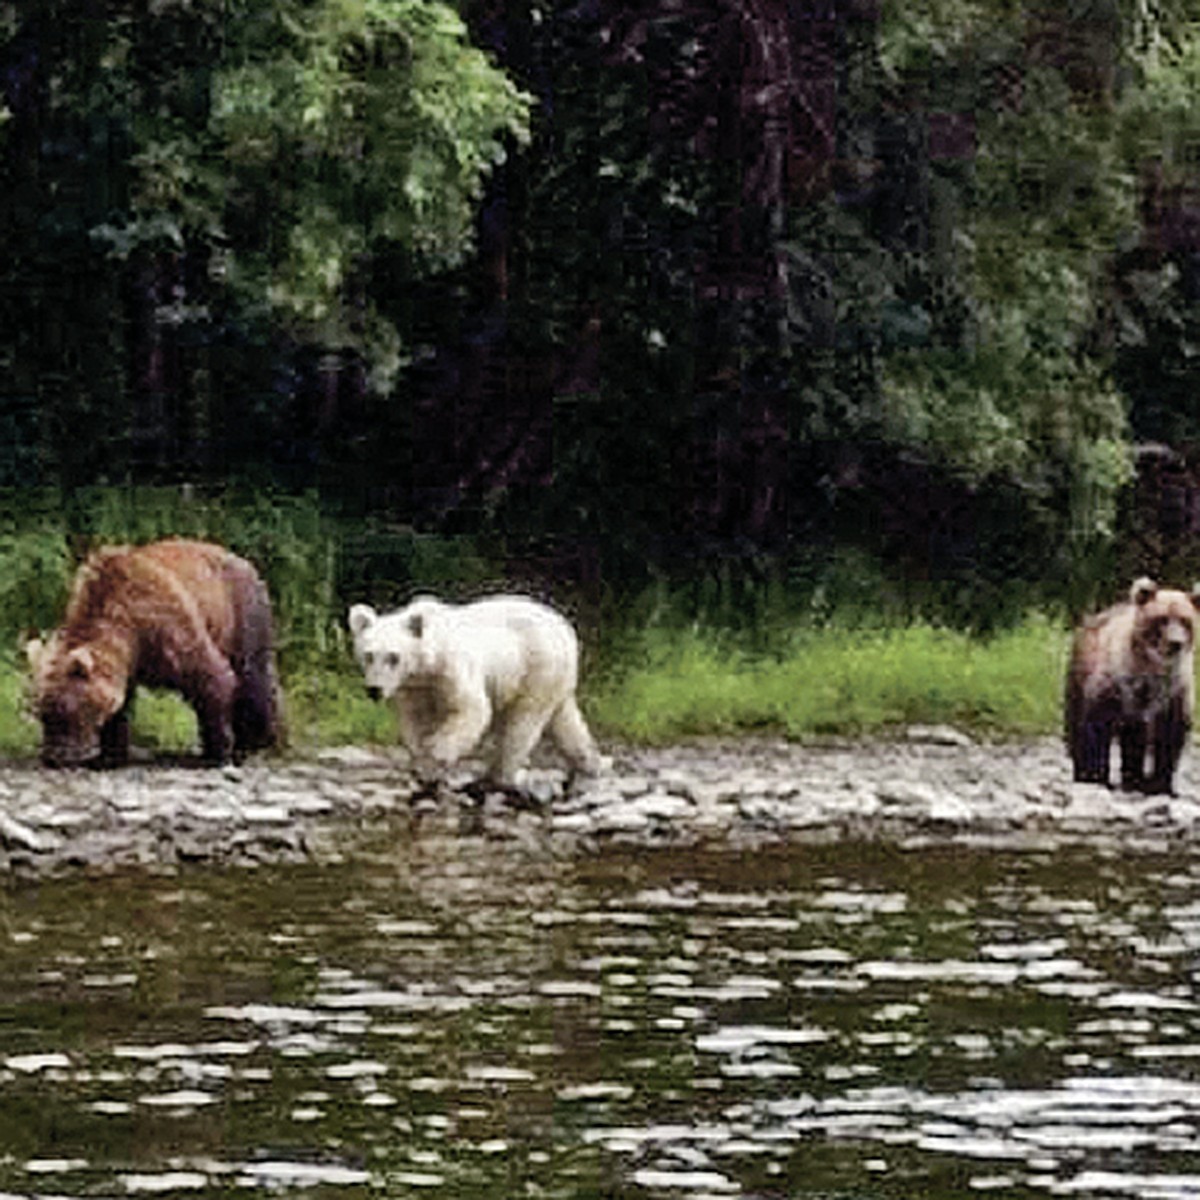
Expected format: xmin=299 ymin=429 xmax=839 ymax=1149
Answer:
xmin=349 ymin=593 xmax=607 ymax=788
xmin=1066 ymin=576 xmax=1200 ymax=795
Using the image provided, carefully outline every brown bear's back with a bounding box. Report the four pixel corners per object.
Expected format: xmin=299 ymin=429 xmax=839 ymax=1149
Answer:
xmin=65 ymin=539 xmax=253 ymax=658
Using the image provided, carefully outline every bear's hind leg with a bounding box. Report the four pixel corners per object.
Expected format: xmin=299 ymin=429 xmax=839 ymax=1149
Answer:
xmin=549 ymin=697 xmax=607 ymax=775
xmin=231 ymin=576 xmax=281 ymax=755
xmin=189 ymin=662 xmax=239 ymax=765
xmin=233 ymin=656 xmax=280 ymax=755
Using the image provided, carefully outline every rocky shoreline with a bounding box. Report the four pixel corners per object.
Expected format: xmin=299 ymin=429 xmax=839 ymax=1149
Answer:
xmin=1 ymin=729 xmax=1199 ymax=878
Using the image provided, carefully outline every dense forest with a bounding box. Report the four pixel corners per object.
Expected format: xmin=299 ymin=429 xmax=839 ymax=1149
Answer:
xmin=4 ymin=0 xmax=1200 ymax=622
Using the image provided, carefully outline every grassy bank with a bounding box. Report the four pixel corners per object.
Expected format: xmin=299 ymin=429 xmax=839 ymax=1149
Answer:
xmin=586 ymin=616 xmax=1069 ymax=744
xmin=0 ymin=487 xmax=1075 ymax=755
xmin=1 ymin=615 xmax=1070 ymax=757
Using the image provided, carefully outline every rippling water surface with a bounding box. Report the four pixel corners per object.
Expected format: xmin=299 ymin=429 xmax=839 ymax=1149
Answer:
xmin=2 ymin=827 xmax=1200 ymax=1198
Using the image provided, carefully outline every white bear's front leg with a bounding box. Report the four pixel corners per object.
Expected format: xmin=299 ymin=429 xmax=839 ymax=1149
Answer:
xmin=491 ymin=700 xmax=557 ymax=788
xmin=425 ymin=689 xmax=492 ymax=768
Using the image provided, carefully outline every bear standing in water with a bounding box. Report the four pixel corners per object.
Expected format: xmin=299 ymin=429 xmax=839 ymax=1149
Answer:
xmin=1066 ymin=577 xmax=1200 ymax=795
xmin=29 ymin=539 xmax=282 ymax=767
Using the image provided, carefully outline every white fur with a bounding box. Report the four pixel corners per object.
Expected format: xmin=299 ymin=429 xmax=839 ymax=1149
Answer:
xmin=349 ymin=594 xmax=607 ymax=786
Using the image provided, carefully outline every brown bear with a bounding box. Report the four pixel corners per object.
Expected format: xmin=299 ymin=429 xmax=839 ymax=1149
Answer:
xmin=28 ymin=539 xmax=282 ymax=767
xmin=1065 ymin=576 xmax=1200 ymax=794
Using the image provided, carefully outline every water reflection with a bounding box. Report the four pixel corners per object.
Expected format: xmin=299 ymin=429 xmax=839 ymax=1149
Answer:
xmin=1 ymin=836 xmax=1200 ymax=1196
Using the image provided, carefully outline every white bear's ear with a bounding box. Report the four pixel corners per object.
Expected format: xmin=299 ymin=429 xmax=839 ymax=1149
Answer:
xmin=348 ymin=604 xmax=377 ymax=638
xmin=1131 ymin=577 xmax=1158 ymax=606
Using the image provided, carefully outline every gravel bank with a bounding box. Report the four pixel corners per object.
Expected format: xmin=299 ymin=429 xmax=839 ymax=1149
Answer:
xmin=1 ymin=728 xmax=1198 ymax=878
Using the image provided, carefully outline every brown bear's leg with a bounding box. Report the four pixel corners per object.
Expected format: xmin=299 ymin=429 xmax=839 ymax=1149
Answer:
xmin=1074 ymin=718 xmax=1113 ymax=785
xmin=186 ymin=663 xmax=239 ymax=765
xmin=233 ymin=652 xmax=278 ymax=755
xmin=1118 ymin=721 xmax=1148 ymax=791
xmin=230 ymin=573 xmax=280 ymax=755
xmin=1147 ymin=702 xmax=1189 ymax=795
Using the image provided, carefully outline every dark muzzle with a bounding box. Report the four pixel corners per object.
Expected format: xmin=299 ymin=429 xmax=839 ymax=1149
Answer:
xmin=40 ymin=743 xmax=98 ymax=768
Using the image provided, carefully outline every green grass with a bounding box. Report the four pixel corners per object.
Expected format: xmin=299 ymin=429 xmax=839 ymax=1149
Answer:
xmin=0 ymin=658 xmax=400 ymax=759
xmin=0 ymin=487 xmax=1079 ymax=755
xmin=585 ymin=616 xmax=1070 ymax=744
xmin=3 ymin=617 xmax=1071 ymax=758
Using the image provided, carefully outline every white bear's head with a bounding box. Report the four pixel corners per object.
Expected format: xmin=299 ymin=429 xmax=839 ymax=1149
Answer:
xmin=348 ymin=598 xmax=443 ymax=700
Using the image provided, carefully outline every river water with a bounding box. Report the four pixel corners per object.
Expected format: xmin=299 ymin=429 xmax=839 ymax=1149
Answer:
xmin=2 ymin=821 xmax=1200 ymax=1199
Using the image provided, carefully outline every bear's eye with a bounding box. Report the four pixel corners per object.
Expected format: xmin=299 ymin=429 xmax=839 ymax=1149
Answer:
xmin=386 ymin=653 xmax=400 ymax=668
xmin=363 ymin=653 xmax=374 ymax=667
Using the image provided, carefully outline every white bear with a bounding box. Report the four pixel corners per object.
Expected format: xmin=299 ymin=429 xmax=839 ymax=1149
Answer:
xmin=348 ymin=594 xmax=607 ymax=787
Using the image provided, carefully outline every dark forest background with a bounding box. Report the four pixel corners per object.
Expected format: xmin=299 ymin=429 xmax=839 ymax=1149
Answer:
xmin=5 ymin=0 xmax=1200 ymax=627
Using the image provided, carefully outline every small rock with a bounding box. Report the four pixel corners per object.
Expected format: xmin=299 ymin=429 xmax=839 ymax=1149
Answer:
xmin=592 ymin=804 xmax=651 ymax=832
xmin=316 ymin=747 xmax=386 ymax=767
xmin=877 ymin=781 xmax=941 ymax=809
xmin=613 ymin=775 xmax=656 ymax=797
xmin=925 ymin=794 xmax=972 ymax=824
xmin=905 ymin=724 xmax=974 ymax=747
xmin=521 ymin=775 xmax=562 ymax=807
xmin=287 ymin=795 xmax=336 ymax=816
xmin=0 ymin=812 xmax=56 ymax=853
xmin=551 ymin=812 xmax=594 ymax=833
xmin=628 ymin=791 xmax=692 ymax=821
xmin=737 ymin=795 xmax=786 ymax=825
xmin=238 ymin=804 xmax=292 ymax=824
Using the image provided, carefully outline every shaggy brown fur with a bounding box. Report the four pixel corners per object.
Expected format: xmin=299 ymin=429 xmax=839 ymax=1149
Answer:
xmin=29 ymin=539 xmax=281 ymax=766
xmin=1065 ymin=577 xmax=1200 ymax=794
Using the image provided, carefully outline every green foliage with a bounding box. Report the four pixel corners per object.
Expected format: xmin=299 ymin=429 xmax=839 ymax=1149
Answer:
xmin=0 ymin=487 xmax=508 ymax=755
xmin=14 ymin=0 xmax=1200 ymax=607
xmin=8 ymin=0 xmax=531 ymax=394
xmin=282 ymin=662 xmax=399 ymax=748
xmin=873 ymin=3 xmax=1143 ymax=550
xmin=589 ymin=616 xmax=1068 ymax=744
xmin=0 ymin=652 xmax=39 ymax=756
xmin=197 ymin=0 xmax=531 ymax=386
xmin=0 ymin=523 xmax=72 ymax=642
xmin=0 ymin=489 xmax=342 ymax=665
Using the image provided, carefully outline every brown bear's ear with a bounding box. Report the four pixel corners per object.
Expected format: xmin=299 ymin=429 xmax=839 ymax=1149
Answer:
xmin=66 ymin=646 xmax=93 ymax=680
xmin=1131 ymin=577 xmax=1158 ymax=606
xmin=407 ymin=613 xmax=425 ymax=638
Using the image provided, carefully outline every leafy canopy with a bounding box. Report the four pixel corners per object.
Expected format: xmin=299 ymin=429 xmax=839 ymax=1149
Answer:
xmin=88 ymin=0 xmax=532 ymax=390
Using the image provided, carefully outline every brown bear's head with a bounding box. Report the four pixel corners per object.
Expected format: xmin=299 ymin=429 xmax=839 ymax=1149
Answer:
xmin=28 ymin=634 xmax=127 ymax=766
xmin=1129 ymin=577 xmax=1200 ymax=674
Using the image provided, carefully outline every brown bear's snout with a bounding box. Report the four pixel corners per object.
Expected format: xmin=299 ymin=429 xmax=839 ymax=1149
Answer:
xmin=40 ymin=737 xmax=100 ymax=768
xmin=38 ymin=707 xmax=100 ymax=767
